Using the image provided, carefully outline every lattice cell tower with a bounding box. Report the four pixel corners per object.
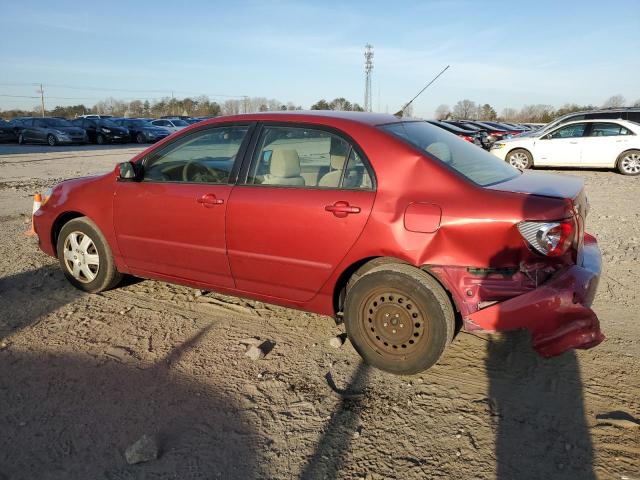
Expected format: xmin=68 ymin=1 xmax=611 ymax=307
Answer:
xmin=364 ymin=44 xmax=374 ymax=112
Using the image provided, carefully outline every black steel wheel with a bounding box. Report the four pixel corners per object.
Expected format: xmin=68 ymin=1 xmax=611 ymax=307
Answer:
xmin=344 ymin=263 xmax=454 ymax=375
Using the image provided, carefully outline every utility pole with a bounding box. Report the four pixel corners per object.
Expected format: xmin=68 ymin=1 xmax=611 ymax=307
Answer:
xmin=364 ymin=44 xmax=374 ymax=112
xmin=37 ymin=84 xmax=45 ymax=117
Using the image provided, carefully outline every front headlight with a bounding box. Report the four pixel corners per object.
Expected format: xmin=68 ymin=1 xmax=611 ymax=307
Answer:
xmin=491 ymin=143 xmax=506 ymax=149
xmin=41 ymin=187 xmax=53 ymax=207
xmin=54 ymin=130 xmax=69 ymax=136
xmin=101 ymin=128 xmax=111 ymax=133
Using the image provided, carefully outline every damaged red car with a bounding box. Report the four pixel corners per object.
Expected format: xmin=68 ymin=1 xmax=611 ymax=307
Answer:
xmin=33 ymin=111 xmax=604 ymax=374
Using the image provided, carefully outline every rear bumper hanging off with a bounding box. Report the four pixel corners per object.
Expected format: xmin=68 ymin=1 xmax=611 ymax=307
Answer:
xmin=466 ymin=233 xmax=604 ymax=357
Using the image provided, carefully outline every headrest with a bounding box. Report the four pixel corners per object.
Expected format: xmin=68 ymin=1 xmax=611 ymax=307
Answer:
xmin=330 ymin=155 xmax=347 ymax=169
xmin=270 ymin=149 xmax=301 ymax=177
xmin=426 ymin=142 xmax=452 ymax=164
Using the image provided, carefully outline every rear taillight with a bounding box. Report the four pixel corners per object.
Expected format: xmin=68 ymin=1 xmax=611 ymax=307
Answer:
xmin=517 ymin=220 xmax=575 ymax=257
xmin=458 ymin=134 xmax=474 ymax=142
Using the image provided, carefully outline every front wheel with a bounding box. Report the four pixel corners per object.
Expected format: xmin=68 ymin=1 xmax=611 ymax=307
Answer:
xmin=617 ymin=150 xmax=640 ymax=175
xmin=47 ymin=134 xmax=57 ymax=146
xmin=506 ymin=148 xmax=532 ymax=170
xmin=96 ymin=133 xmax=105 ymax=145
xmin=344 ymin=263 xmax=455 ymax=375
xmin=18 ymin=133 xmax=24 ymax=145
xmin=56 ymin=217 xmax=122 ymax=293
xmin=136 ymin=132 xmax=145 ymax=144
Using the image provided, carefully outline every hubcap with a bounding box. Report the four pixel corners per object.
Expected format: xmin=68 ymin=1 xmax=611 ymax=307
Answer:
xmin=508 ymin=152 xmax=529 ymax=170
xmin=63 ymin=231 xmax=100 ymax=283
xmin=621 ymin=153 xmax=640 ymax=174
xmin=360 ymin=288 xmax=427 ymax=357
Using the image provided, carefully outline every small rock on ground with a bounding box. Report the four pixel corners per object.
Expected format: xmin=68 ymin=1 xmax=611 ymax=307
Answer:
xmin=245 ymin=345 xmax=265 ymax=360
xmin=124 ymin=434 xmax=159 ymax=465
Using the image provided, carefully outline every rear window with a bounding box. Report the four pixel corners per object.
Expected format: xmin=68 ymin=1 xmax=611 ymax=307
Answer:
xmin=379 ymin=121 xmax=519 ymax=187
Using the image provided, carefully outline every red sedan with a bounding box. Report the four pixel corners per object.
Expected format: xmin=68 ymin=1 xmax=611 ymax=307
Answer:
xmin=32 ymin=111 xmax=604 ymax=374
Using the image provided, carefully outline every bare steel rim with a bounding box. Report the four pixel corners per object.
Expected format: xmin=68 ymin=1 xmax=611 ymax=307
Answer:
xmin=508 ymin=151 xmax=529 ymax=170
xmin=360 ymin=287 xmax=428 ymax=358
xmin=620 ymin=152 xmax=640 ymax=174
xmin=63 ymin=231 xmax=100 ymax=283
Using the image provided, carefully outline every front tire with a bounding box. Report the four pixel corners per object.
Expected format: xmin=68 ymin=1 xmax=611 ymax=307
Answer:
xmin=616 ymin=150 xmax=640 ymax=175
xmin=56 ymin=217 xmax=122 ymax=293
xmin=96 ymin=133 xmax=105 ymax=145
xmin=506 ymin=148 xmax=532 ymax=170
xmin=47 ymin=134 xmax=57 ymax=146
xmin=18 ymin=133 xmax=24 ymax=145
xmin=136 ymin=132 xmax=145 ymax=144
xmin=344 ymin=264 xmax=454 ymax=375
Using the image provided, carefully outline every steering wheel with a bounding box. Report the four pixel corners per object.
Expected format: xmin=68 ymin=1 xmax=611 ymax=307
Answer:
xmin=182 ymin=160 xmax=221 ymax=183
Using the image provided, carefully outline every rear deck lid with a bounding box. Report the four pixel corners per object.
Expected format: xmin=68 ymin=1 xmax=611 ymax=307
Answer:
xmin=486 ymin=170 xmax=584 ymax=201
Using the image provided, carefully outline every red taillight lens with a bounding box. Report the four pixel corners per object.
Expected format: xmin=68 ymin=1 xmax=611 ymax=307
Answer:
xmin=518 ymin=220 xmax=575 ymax=256
xmin=458 ymin=135 xmax=474 ymax=142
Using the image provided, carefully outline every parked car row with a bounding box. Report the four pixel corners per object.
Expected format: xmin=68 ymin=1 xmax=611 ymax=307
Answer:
xmin=0 ymin=115 xmax=214 ymax=146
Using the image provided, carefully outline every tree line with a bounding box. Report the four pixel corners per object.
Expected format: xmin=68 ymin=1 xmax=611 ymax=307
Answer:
xmin=435 ymin=95 xmax=640 ymax=123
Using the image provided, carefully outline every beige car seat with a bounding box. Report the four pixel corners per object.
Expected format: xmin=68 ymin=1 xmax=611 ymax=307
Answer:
xmin=318 ymin=155 xmax=347 ymax=187
xmin=262 ymin=149 xmax=305 ymax=186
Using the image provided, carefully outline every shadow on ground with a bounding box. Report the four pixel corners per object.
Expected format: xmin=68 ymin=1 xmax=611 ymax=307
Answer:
xmin=0 ymin=327 xmax=263 ymax=479
xmin=487 ymin=331 xmax=595 ymax=479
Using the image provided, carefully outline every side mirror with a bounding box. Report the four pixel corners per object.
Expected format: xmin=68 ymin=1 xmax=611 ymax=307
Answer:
xmin=117 ymin=161 xmax=139 ymax=180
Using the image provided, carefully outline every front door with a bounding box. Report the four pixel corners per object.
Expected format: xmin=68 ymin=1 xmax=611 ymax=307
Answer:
xmin=534 ymin=122 xmax=587 ymax=166
xmin=227 ymin=124 xmax=376 ymax=302
xmin=113 ymin=124 xmax=251 ymax=287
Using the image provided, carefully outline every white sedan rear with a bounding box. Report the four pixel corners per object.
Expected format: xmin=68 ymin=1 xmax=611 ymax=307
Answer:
xmin=490 ymin=119 xmax=640 ymax=175
xmin=150 ymin=119 xmax=189 ymax=133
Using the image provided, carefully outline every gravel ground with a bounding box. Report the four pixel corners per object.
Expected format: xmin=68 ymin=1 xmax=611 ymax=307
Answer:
xmin=0 ymin=144 xmax=638 ymax=479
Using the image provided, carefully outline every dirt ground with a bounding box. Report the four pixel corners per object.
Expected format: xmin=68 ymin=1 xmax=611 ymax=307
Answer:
xmin=0 ymin=144 xmax=638 ymax=480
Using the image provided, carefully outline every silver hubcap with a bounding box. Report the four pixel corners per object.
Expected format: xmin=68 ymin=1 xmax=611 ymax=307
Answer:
xmin=63 ymin=231 xmax=100 ymax=283
xmin=508 ymin=152 xmax=529 ymax=170
xmin=621 ymin=153 xmax=640 ymax=174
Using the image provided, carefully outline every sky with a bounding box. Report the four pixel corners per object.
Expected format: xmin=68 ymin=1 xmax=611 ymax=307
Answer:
xmin=1 ymin=0 xmax=639 ymax=117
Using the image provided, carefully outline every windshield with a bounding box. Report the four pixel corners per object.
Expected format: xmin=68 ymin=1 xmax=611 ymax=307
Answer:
xmin=379 ymin=121 xmax=520 ymax=187
xmin=172 ymin=119 xmax=189 ymax=126
xmin=45 ymin=118 xmax=73 ymax=127
xmin=98 ymin=119 xmax=119 ymax=128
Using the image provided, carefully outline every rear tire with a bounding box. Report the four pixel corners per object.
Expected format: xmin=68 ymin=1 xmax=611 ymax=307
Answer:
xmin=56 ymin=217 xmax=122 ymax=293
xmin=616 ymin=150 xmax=640 ymax=175
xmin=506 ymin=148 xmax=532 ymax=170
xmin=344 ymin=263 xmax=454 ymax=375
xmin=47 ymin=134 xmax=57 ymax=146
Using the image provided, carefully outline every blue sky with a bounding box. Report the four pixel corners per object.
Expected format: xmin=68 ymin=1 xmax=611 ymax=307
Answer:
xmin=1 ymin=0 xmax=639 ymax=117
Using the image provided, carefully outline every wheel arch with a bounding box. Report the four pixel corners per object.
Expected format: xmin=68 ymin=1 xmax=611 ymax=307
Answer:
xmin=51 ymin=211 xmax=87 ymax=250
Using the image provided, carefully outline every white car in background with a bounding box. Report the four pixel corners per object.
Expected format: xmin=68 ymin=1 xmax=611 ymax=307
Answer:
xmin=490 ymin=119 xmax=640 ymax=175
xmin=150 ymin=118 xmax=189 ymax=133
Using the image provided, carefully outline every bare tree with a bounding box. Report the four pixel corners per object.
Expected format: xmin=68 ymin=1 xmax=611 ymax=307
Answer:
xmin=501 ymin=107 xmax=518 ymax=121
xmin=452 ymin=99 xmax=476 ymax=119
xmin=434 ymin=104 xmax=451 ymax=120
xmin=602 ymin=94 xmax=626 ymax=108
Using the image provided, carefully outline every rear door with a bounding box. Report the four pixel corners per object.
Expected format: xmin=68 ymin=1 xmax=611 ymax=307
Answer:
xmin=226 ymin=123 xmax=376 ymax=302
xmin=113 ymin=124 xmax=253 ymax=287
xmin=533 ymin=122 xmax=587 ymax=166
xmin=581 ymin=122 xmax=634 ymax=167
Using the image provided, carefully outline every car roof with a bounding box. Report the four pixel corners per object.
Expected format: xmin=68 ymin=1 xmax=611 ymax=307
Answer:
xmin=196 ymin=110 xmax=405 ymax=127
xmin=556 ymin=118 xmax=637 ymax=127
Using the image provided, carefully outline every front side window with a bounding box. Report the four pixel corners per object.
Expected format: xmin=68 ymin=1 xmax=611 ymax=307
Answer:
xmin=143 ymin=126 xmax=248 ymax=183
xmin=245 ymin=125 xmax=373 ymax=189
xmin=547 ymin=123 xmax=587 ymax=139
xmin=589 ymin=122 xmax=632 ymax=137
xmin=380 ymin=121 xmax=519 ymax=187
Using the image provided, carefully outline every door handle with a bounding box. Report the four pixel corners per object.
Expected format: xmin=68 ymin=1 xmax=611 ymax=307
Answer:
xmin=197 ymin=193 xmax=224 ymax=207
xmin=325 ymin=201 xmax=360 ymax=218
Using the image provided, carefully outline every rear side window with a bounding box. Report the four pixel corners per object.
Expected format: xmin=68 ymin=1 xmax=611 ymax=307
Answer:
xmin=245 ymin=125 xmax=373 ymax=189
xmin=626 ymin=112 xmax=640 ymax=123
xmin=379 ymin=121 xmax=519 ymax=187
xmin=143 ymin=126 xmax=249 ymax=183
xmin=589 ymin=122 xmax=632 ymax=136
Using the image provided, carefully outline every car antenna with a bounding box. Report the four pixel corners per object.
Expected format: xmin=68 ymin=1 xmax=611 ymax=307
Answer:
xmin=394 ymin=65 xmax=450 ymax=118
